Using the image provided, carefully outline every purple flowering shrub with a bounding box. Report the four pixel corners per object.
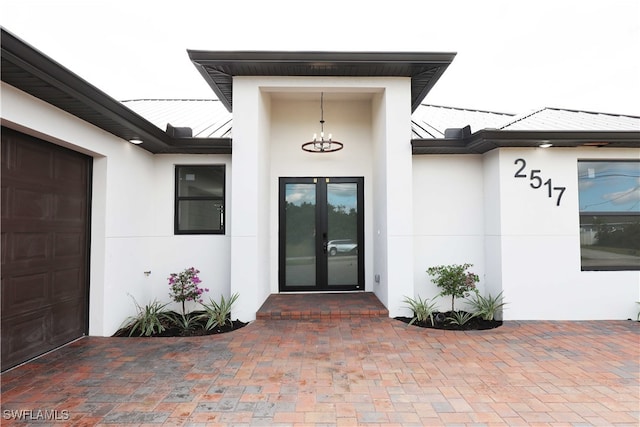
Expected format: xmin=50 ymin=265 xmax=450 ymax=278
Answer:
xmin=427 ymin=263 xmax=479 ymax=312
xmin=168 ymin=267 xmax=209 ymax=315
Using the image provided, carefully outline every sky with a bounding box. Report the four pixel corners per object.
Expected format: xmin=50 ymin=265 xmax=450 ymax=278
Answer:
xmin=578 ymin=162 xmax=640 ymax=212
xmin=2 ymin=0 xmax=640 ymax=116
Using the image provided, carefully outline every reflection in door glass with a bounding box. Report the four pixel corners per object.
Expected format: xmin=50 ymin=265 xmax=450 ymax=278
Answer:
xmin=327 ymin=183 xmax=358 ymax=286
xmin=284 ymin=184 xmax=316 ymax=287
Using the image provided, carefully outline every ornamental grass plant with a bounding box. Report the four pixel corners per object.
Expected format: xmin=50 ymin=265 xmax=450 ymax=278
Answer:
xmin=120 ymin=297 xmax=173 ymax=337
xmin=446 ymin=310 xmax=476 ymax=326
xmin=466 ymin=291 xmax=507 ymax=321
xmin=198 ymin=293 xmax=240 ymax=331
xmin=403 ymin=295 xmax=438 ymax=326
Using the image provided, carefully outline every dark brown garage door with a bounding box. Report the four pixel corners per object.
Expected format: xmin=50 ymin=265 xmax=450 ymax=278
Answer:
xmin=1 ymin=127 xmax=91 ymax=371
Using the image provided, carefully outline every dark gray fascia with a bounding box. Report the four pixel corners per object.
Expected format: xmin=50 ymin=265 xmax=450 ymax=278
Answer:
xmin=412 ymin=130 xmax=640 ymax=154
xmin=163 ymin=138 xmax=232 ymax=154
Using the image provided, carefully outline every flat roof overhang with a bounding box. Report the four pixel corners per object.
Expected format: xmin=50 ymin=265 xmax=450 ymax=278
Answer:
xmin=412 ymin=130 xmax=640 ymax=154
xmin=1 ymin=28 xmax=231 ymax=154
xmin=187 ymin=50 xmax=456 ymax=112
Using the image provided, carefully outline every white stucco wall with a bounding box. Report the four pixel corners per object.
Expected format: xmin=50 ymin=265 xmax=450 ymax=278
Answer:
xmin=412 ymin=155 xmax=486 ymax=313
xmin=229 ymin=78 xmax=273 ymax=321
xmin=412 ymin=146 xmax=640 ymax=320
xmin=146 ymin=154 xmax=232 ymax=311
xmin=105 ymin=155 xmax=232 ymax=335
xmin=495 ymin=147 xmax=639 ymax=320
xmin=483 ymin=150 xmax=504 ymax=299
xmin=371 ymin=93 xmax=389 ymax=309
xmin=376 ymin=83 xmax=415 ymax=317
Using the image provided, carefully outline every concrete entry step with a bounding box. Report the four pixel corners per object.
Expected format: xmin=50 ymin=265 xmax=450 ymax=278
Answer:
xmin=256 ymin=292 xmax=389 ymax=320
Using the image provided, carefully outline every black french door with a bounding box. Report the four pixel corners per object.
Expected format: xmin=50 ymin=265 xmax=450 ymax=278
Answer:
xmin=279 ymin=177 xmax=364 ymax=292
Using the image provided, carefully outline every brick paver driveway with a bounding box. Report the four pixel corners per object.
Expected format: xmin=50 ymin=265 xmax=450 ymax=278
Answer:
xmin=1 ymin=319 xmax=638 ymax=426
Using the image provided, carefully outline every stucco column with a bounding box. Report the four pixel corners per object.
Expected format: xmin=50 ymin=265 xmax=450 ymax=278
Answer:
xmin=229 ymin=80 xmax=271 ymax=321
xmin=373 ymin=81 xmax=415 ymax=317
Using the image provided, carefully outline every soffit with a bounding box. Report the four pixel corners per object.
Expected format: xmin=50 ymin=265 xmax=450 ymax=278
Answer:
xmin=188 ymin=50 xmax=456 ymax=112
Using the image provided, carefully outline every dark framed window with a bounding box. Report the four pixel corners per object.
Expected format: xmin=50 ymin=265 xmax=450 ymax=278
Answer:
xmin=578 ymin=160 xmax=639 ymax=271
xmin=175 ymin=165 xmax=225 ymax=234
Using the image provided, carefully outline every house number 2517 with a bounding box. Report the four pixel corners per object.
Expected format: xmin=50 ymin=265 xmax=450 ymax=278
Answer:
xmin=514 ymin=158 xmax=566 ymax=206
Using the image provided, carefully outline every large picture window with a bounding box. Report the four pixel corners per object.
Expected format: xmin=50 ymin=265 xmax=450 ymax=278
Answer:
xmin=578 ymin=160 xmax=639 ymax=270
xmin=175 ymin=165 xmax=225 ymax=234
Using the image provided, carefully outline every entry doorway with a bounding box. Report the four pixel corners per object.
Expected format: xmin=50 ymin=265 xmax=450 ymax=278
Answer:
xmin=279 ymin=177 xmax=364 ymax=292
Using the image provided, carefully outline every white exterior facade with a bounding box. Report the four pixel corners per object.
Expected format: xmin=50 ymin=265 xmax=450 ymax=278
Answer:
xmin=413 ymin=148 xmax=639 ymax=320
xmin=3 ymin=71 xmax=639 ymax=337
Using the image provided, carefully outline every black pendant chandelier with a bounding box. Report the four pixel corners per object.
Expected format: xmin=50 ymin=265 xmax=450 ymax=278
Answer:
xmin=301 ymin=92 xmax=344 ymax=153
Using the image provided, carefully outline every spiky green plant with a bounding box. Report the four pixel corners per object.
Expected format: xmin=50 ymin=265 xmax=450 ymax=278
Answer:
xmin=121 ymin=297 xmax=172 ymax=337
xmin=466 ymin=291 xmax=507 ymax=321
xmin=446 ymin=310 xmax=476 ymax=326
xmin=403 ymin=295 xmax=438 ymax=326
xmin=170 ymin=312 xmax=201 ymax=332
xmin=198 ymin=293 xmax=239 ymax=330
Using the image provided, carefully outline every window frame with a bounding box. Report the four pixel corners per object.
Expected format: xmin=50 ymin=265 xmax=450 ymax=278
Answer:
xmin=577 ymin=159 xmax=639 ymax=271
xmin=174 ymin=164 xmax=225 ymax=235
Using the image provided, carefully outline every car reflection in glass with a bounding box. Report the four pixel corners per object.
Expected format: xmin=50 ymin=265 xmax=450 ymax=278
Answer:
xmin=327 ymin=239 xmax=357 ymax=256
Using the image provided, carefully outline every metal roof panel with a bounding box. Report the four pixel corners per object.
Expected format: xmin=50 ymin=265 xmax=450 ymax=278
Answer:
xmin=411 ymin=104 xmax=514 ymax=138
xmin=122 ymin=99 xmax=232 ymax=138
xmin=501 ymin=107 xmax=640 ymax=131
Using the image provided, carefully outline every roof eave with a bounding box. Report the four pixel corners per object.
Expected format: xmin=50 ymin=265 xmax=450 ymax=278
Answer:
xmin=1 ymin=27 xmax=175 ymax=153
xmin=410 ymin=66 xmax=450 ymax=113
xmin=162 ymin=137 xmax=232 ymax=154
xmin=188 ymin=50 xmax=456 ymax=113
xmin=412 ymin=130 xmax=640 ymax=154
xmin=190 ymin=61 xmax=233 ymax=112
xmin=1 ymin=27 xmax=232 ymax=155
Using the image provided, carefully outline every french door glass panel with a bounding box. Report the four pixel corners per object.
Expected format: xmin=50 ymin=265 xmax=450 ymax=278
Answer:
xmin=284 ymin=183 xmax=316 ymax=287
xmin=327 ymin=183 xmax=358 ymax=286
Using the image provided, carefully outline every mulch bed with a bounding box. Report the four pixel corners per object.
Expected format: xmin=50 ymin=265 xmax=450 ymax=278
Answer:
xmin=395 ymin=311 xmax=502 ymax=331
xmin=112 ymin=311 xmax=248 ymax=337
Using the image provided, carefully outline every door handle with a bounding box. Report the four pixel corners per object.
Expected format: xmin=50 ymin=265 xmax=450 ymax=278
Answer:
xmin=322 ymin=233 xmax=328 ymax=254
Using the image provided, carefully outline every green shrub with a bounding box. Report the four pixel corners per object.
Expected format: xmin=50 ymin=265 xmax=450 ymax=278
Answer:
xmin=403 ymin=295 xmax=438 ymax=326
xmin=427 ymin=263 xmax=479 ymax=312
xmin=121 ymin=297 xmax=172 ymax=337
xmin=198 ymin=293 xmax=239 ymax=330
xmin=466 ymin=291 xmax=507 ymax=321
